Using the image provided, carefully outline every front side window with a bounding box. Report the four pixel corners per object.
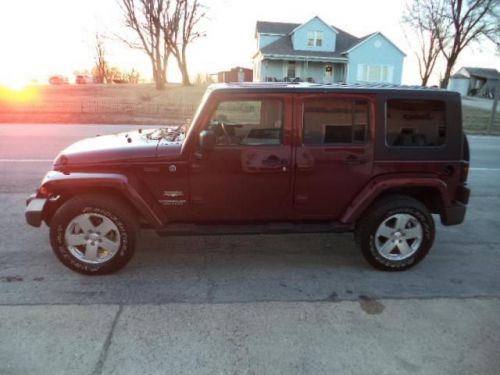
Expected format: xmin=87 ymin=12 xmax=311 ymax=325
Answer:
xmin=210 ymin=99 xmax=283 ymax=146
xmin=386 ymin=99 xmax=446 ymax=147
xmin=303 ymin=98 xmax=369 ymax=145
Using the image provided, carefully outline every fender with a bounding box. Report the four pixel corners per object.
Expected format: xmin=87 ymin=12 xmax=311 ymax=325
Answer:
xmin=39 ymin=171 xmax=167 ymax=228
xmin=340 ymin=174 xmax=451 ymax=224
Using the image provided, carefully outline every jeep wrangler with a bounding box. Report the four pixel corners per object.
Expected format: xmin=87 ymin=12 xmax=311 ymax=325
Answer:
xmin=26 ymin=83 xmax=470 ymax=275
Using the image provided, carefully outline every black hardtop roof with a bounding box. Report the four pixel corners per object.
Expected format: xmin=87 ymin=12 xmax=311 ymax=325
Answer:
xmin=208 ymin=82 xmax=459 ymax=97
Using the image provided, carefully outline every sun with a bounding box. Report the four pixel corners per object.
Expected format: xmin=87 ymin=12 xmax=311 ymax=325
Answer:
xmin=0 ymin=80 xmax=40 ymax=103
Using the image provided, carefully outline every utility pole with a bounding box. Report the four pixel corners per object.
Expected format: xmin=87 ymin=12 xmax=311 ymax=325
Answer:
xmin=488 ymin=82 xmax=500 ymax=135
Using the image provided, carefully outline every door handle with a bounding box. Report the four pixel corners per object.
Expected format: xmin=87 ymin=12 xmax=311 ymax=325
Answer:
xmin=343 ymin=154 xmax=368 ymax=165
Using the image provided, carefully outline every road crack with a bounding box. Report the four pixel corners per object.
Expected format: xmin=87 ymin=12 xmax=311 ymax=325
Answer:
xmin=91 ymin=305 xmax=123 ymax=375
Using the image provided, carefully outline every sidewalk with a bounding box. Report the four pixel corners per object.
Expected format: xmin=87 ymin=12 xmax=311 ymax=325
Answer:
xmin=1 ymin=298 xmax=499 ymax=375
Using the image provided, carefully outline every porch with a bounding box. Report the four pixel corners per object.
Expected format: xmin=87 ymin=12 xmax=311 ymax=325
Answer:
xmin=259 ymin=59 xmax=346 ymax=84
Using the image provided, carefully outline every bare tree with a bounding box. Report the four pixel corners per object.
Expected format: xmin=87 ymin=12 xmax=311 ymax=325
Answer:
xmin=402 ymin=0 xmax=448 ymax=86
xmin=165 ymin=0 xmax=206 ymax=86
xmin=437 ymin=0 xmax=500 ymax=88
xmin=119 ymin=0 xmax=170 ymax=90
xmin=94 ymin=33 xmax=108 ymax=83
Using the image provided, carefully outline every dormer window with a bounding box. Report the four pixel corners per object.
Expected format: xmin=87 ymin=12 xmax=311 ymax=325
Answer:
xmin=307 ymin=31 xmax=323 ymax=47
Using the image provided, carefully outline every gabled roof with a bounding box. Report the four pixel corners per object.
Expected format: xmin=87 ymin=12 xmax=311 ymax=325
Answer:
xmin=460 ymin=67 xmax=500 ymax=80
xmin=343 ymin=32 xmax=406 ymax=56
xmin=255 ymin=20 xmax=405 ymax=59
xmin=255 ymin=21 xmax=299 ymax=35
xmin=290 ymin=16 xmax=339 ymax=35
xmin=257 ymin=21 xmax=361 ymax=59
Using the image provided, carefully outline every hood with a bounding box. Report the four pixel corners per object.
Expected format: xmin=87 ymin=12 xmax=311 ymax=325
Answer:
xmin=53 ymin=128 xmax=184 ymax=168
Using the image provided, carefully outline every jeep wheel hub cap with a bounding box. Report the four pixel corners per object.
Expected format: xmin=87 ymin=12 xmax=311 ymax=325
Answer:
xmin=65 ymin=213 xmax=121 ymax=264
xmin=374 ymin=214 xmax=423 ymax=261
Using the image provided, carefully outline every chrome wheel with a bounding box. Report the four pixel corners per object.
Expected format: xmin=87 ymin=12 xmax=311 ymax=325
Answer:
xmin=374 ymin=213 xmax=423 ymax=261
xmin=64 ymin=213 xmax=121 ymax=264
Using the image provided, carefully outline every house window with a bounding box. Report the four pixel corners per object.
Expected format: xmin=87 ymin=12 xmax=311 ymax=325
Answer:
xmin=287 ymin=61 xmax=296 ymax=78
xmin=307 ymin=31 xmax=323 ymax=47
xmin=358 ymin=64 xmax=394 ymax=83
xmin=303 ymin=98 xmax=369 ymax=144
xmin=386 ymin=99 xmax=446 ymax=147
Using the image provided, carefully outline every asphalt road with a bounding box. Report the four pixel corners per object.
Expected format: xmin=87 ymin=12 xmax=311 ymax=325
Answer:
xmin=0 ymin=124 xmax=499 ymax=374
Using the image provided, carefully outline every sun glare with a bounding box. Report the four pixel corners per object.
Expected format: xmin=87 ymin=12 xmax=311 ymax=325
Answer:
xmin=0 ymin=83 xmax=40 ymax=103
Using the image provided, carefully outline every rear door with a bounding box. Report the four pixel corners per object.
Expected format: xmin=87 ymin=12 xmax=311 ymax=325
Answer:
xmin=293 ymin=94 xmax=374 ymax=219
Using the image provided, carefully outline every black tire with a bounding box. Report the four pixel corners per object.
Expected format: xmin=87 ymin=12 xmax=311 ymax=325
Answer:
xmin=49 ymin=194 xmax=138 ymax=275
xmin=355 ymin=195 xmax=435 ymax=271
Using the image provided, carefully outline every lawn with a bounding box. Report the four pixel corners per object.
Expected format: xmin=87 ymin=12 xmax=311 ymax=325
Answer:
xmin=0 ymin=83 xmax=207 ymax=125
xmin=462 ymin=105 xmax=500 ymax=135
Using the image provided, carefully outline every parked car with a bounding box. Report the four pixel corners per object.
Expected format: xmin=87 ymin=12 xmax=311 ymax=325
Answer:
xmin=75 ymin=75 xmax=93 ymax=84
xmin=26 ymin=83 xmax=470 ymax=275
xmin=48 ymin=75 xmax=68 ymax=85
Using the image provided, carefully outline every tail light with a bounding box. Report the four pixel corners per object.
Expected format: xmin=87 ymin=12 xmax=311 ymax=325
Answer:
xmin=460 ymin=162 xmax=469 ymax=183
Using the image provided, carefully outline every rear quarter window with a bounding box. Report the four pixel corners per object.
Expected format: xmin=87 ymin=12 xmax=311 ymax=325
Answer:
xmin=386 ymin=99 xmax=446 ymax=147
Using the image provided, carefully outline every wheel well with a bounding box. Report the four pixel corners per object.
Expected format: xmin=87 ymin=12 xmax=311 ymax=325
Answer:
xmin=42 ymin=187 xmax=145 ymax=226
xmin=375 ymin=187 xmax=444 ymax=215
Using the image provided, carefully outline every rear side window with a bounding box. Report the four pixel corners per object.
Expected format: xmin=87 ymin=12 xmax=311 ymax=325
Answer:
xmin=386 ymin=99 xmax=446 ymax=147
xmin=303 ymin=99 xmax=369 ymax=145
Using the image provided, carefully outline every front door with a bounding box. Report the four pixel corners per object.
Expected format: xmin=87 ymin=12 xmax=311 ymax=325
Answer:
xmin=189 ymin=95 xmax=293 ymax=222
xmin=293 ymin=94 xmax=374 ymax=219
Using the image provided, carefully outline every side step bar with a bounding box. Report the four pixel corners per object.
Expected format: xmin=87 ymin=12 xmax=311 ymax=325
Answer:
xmin=156 ymin=222 xmax=352 ymax=236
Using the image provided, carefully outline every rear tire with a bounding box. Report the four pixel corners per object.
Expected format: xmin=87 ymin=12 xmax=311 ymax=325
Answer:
xmin=355 ymin=195 xmax=435 ymax=271
xmin=50 ymin=194 xmax=138 ymax=275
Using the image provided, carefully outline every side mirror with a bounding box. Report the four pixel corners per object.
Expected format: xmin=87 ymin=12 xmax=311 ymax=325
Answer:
xmin=199 ymin=130 xmax=216 ymax=151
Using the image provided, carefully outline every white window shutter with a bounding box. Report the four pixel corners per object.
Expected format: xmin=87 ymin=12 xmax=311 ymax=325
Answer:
xmin=357 ymin=64 xmax=364 ymax=81
xmin=388 ymin=66 xmax=394 ymax=83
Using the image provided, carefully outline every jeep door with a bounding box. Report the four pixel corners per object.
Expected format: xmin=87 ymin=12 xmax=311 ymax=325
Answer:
xmin=293 ymin=94 xmax=374 ymax=219
xmin=189 ymin=94 xmax=293 ymax=221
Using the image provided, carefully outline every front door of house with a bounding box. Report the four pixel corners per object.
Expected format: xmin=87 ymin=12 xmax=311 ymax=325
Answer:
xmin=293 ymin=94 xmax=374 ymax=219
xmin=324 ymin=65 xmax=333 ymax=84
xmin=189 ymin=95 xmax=294 ymax=221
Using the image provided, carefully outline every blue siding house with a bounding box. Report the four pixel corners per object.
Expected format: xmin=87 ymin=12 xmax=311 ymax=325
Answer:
xmin=253 ymin=16 xmax=405 ymax=84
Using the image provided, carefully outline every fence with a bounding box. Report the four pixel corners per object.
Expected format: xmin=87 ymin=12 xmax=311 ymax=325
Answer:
xmin=0 ymin=99 xmax=198 ymax=120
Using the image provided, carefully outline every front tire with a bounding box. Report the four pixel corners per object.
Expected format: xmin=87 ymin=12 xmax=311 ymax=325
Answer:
xmin=50 ymin=194 xmax=138 ymax=275
xmin=355 ymin=195 xmax=435 ymax=271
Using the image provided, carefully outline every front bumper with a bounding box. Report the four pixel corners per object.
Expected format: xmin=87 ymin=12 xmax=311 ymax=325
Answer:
xmin=25 ymin=194 xmax=47 ymax=227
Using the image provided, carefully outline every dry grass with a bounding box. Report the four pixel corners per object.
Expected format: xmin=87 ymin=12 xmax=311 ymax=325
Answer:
xmin=0 ymin=83 xmax=207 ymax=125
xmin=462 ymin=106 xmax=500 ymax=135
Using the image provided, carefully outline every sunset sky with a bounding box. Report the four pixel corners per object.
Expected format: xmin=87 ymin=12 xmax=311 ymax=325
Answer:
xmin=0 ymin=0 xmax=498 ymax=87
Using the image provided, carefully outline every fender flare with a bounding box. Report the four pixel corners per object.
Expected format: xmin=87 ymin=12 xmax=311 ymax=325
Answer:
xmin=39 ymin=171 xmax=167 ymax=228
xmin=340 ymin=175 xmax=450 ymax=224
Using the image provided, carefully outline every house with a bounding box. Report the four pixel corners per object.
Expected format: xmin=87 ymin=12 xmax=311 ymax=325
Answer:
xmin=448 ymin=67 xmax=500 ymax=98
xmin=253 ymin=16 xmax=405 ymax=84
xmin=215 ymin=67 xmax=253 ymax=83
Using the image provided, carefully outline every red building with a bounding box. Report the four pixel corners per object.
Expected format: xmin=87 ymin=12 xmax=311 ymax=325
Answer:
xmin=216 ymin=67 xmax=253 ymax=83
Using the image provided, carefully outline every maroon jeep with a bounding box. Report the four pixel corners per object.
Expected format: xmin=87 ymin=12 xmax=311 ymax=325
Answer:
xmin=26 ymin=83 xmax=470 ymax=275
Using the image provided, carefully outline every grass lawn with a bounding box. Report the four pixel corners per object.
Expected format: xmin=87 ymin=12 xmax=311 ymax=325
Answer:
xmin=0 ymin=83 xmax=207 ymax=125
xmin=462 ymin=105 xmax=500 ymax=135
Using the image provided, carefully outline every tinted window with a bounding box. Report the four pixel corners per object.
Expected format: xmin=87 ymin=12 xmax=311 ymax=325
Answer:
xmin=303 ymin=99 xmax=369 ymax=144
xmin=210 ymin=100 xmax=283 ymax=146
xmin=386 ymin=99 xmax=446 ymax=147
